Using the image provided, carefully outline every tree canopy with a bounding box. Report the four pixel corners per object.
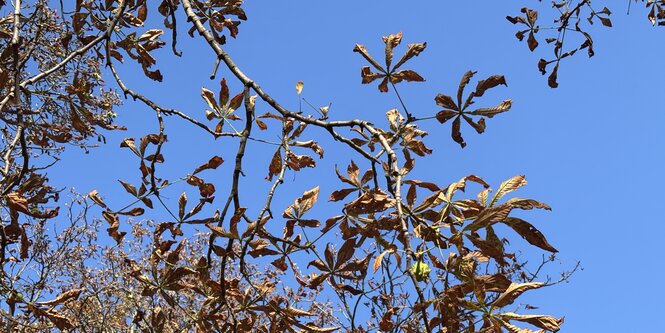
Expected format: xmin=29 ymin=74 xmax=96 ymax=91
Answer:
xmin=0 ymin=1 xmax=662 ymax=332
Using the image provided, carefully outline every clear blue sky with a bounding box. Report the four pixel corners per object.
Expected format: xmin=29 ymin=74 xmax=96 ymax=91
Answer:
xmin=49 ymin=2 xmax=664 ymax=331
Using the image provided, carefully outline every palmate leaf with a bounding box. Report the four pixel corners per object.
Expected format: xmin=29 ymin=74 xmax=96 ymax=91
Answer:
xmin=0 ymin=4 xmax=595 ymax=330
xmin=507 ymin=4 xmax=616 ymax=88
xmin=354 ymin=32 xmax=426 ymax=92
xmin=435 ymin=71 xmax=511 ymax=148
xmin=203 ymin=78 xmax=244 ymax=121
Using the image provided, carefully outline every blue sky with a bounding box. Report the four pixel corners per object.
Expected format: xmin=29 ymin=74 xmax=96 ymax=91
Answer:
xmin=48 ymin=1 xmax=665 ymax=331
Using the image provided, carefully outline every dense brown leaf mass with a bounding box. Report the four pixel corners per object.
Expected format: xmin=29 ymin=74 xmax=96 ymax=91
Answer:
xmin=0 ymin=0 xmax=652 ymax=332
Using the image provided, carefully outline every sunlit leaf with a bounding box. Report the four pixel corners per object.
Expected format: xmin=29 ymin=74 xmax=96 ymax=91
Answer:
xmin=296 ymin=81 xmax=304 ymax=95
xmin=503 ymin=217 xmax=558 ymax=252
xmin=491 ymin=175 xmax=527 ymax=205
xmin=500 ymin=312 xmax=563 ymax=332
xmin=493 ymin=282 xmax=545 ymax=308
xmin=201 ymin=87 xmax=219 ymax=111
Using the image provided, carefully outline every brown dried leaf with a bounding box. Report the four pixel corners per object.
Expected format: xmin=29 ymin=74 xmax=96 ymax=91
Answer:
xmin=225 ymin=93 xmax=242 ymax=114
xmin=329 ymin=188 xmax=357 ymax=202
xmin=391 ymin=70 xmax=425 ymax=83
xmin=378 ymin=77 xmax=389 ymax=92
xmin=465 ymin=204 xmax=513 ymax=231
xmin=373 ymin=249 xmax=392 ymax=273
xmin=499 ymin=312 xmax=563 ymax=332
xmin=336 ymin=238 xmax=356 ymax=268
xmin=284 ymin=186 xmax=320 ymax=219
xmin=435 ymin=93 xmax=458 ymax=111
xmin=118 ymin=207 xmax=144 ymax=216
xmin=467 ymin=233 xmax=506 ymax=266
xmin=393 ymin=42 xmax=427 ymax=70
xmin=20 ymin=225 xmax=30 ymax=259
xmin=266 ymin=149 xmax=282 ymax=181
xmin=353 ymin=44 xmax=385 ymax=72
xmin=451 ymin=116 xmax=466 ymax=148
xmin=44 ymin=310 xmax=76 ymax=330
xmin=207 ymin=224 xmax=236 ymax=239
xmin=103 ymin=211 xmax=125 ymax=244
xmin=118 ymin=180 xmax=137 ymax=196
xmin=503 ymin=217 xmax=558 ymax=252
xmin=436 ymin=110 xmax=458 ymax=124
xmin=527 ymin=31 xmax=538 ymax=51
xmin=493 ymin=282 xmax=545 ymax=308
xmin=383 ymin=32 xmax=402 ymax=69
xmin=344 ymin=189 xmax=395 ymax=216
xmin=308 ymin=273 xmax=329 ymax=289
xmin=457 ymin=70 xmax=476 ymax=107
xmin=193 ymin=156 xmax=224 ymax=174
xmin=138 ymin=29 xmax=162 ymax=42
xmin=255 ymin=119 xmax=268 ymax=130
xmin=6 ymin=192 xmax=28 ymax=213
xmin=299 ymin=186 xmax=320 ymax=214
xmin=548 ymin=63 xmax=559 ymax=88
xmin=506 ymin=198 xmax=551 ymax=211
xmin=386 ymin=108 xmax=403 ymax=131
xmin=201 ymin=87 xmax=218 ymax=111
xmin=649 ymin=5 xmax=657 ymax=25
xmin=599 ymin=16 xmax=612 ymax=27
xmin=360 ymin=66 xmax=385 ymax=84
xmin=463 ymin=115 xmax=486 ymax=134
xmin=88 ymin=190 xmax=107 ymax=208
xmin=271 ymin=256 xmax=288 ymax=271
xmin=492 ymin=175 xmax=527 ymax=205
xmin=405 ymin=179 xmax=441 ymax=192
xmin=283 ymin=307 xmax=314 ymax=317
xmin=470 ymin=99 xmax=512 ymax=118
xmin=524 ymin=8 xmax=538 ymax=26
xmin=301 ymin=325 xmax=341 ymax=333
xmin=406 ymin=183 xmax=417 ymax=207
xmin=292 ymin=140 xmax=324 ymax=158
xmin=178 ymin=192 xmax=187 ymax=220
xmin=38 ymin=289 xmax=85 ymax=306
xmin=474 ymin=75 xmax=508 ymax=97
xmin=120 ymin=137 xmax=140 ymax=156
xmin=475 ymin=274 xmax=512 ymax=292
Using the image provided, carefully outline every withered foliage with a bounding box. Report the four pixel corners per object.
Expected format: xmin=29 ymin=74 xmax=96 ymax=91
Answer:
xmin=506 ymin=0 xmax=664 ymax=87
xmin=0 ymin=1 xmax=650 ymax=332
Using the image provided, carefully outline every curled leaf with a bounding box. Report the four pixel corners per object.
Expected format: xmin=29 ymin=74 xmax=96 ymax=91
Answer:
xmin=503 ymin=217 xmax=558 ymax=253
xmin=393 ymin=42 xmax=427 ymax=70
xmin=470 ymin=99 xmax=512 ymax=118
xmin=493 ymin=282 xmax=545 ymax=308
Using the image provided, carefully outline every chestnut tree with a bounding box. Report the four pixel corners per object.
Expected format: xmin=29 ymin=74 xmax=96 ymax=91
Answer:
xmin=0 ymin=1 xmax=660 ymax=332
